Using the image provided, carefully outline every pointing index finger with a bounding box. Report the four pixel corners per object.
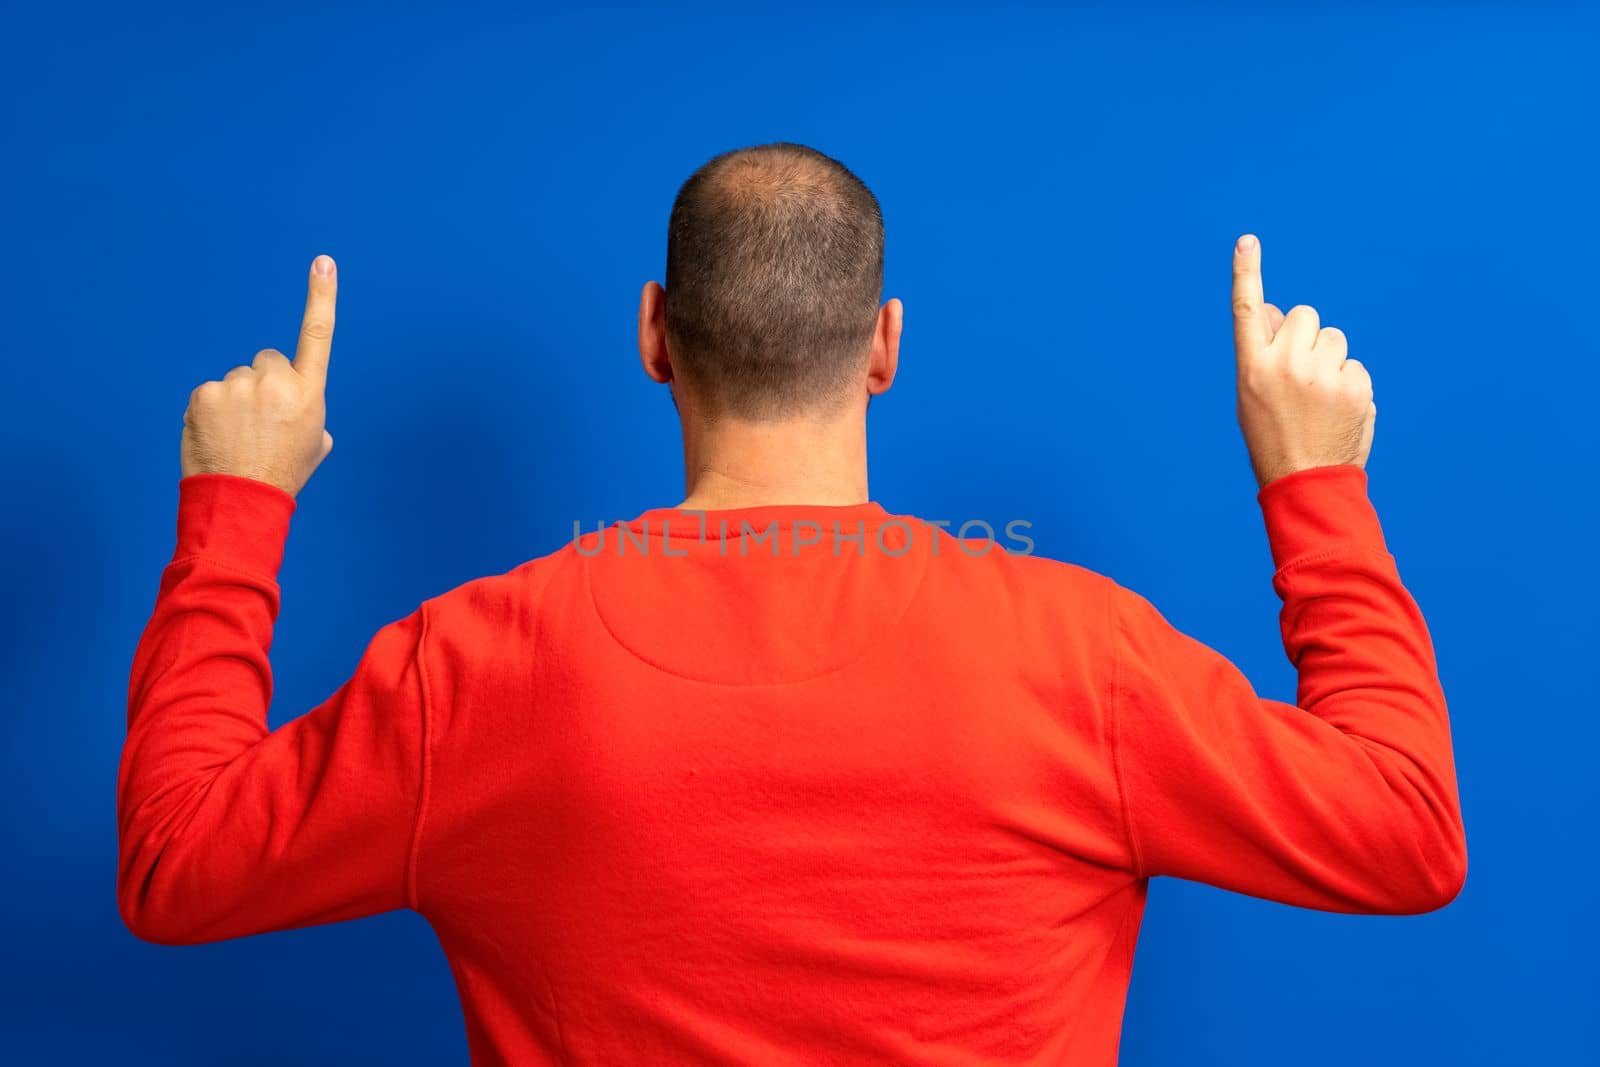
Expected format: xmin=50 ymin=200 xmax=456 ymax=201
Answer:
xmin=1232 ymin=234 xmax=1267 ymax=356
xmin=294 ymin=254 xmax=337 ymax=388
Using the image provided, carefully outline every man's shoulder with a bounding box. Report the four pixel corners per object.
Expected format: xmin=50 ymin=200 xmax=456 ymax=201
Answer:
xmin=414 ymin=539 xmax=589 ymax=633
xmin=887 ymin=521 xmax=1128 ymax=640
xmin=921 ymin=521 xmax=1119 ymax=594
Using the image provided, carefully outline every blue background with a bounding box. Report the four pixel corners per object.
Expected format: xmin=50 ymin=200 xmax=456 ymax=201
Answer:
xmin=4 ymin=2 xmax=1594 ymax=1063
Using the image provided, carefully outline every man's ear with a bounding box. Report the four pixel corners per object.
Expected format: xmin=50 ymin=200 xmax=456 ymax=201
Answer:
xmin=638 ymin=281 xmax=673 ymax=384
xmin=866 ymin=297 xmax=902 ymax=396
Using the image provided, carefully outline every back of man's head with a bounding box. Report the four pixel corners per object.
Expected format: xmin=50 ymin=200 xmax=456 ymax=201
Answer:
xmin=664 ymin=142 xmax=885 ymax=420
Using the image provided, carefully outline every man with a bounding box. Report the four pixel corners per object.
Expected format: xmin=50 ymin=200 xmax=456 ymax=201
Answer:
xmin=119 ymin=142 xmax=1465 ymax=1065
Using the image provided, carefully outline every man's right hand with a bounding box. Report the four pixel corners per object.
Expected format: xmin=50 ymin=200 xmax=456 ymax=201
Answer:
xmin=179 ymin=255 xmax=338 ymax=499
xmin=1231 ymin=234 xmax=1376 ymax=488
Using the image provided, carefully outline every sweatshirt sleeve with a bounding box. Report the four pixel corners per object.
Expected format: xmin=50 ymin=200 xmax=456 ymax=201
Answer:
xmin=117 ymin=473 xmax=429 ymax=945
xmin=1107 ymin=464 xmax=1466 ymax=914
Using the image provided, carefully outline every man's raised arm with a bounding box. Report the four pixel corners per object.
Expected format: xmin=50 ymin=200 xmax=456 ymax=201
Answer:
xmin=1101 ymin=237 xmax=1465 ymax=913
xmin=117 ymin=259 xmax=430 ymax=944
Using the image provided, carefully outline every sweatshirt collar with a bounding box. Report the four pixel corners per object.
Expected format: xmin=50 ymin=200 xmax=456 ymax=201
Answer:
xmin=623 ymin=500 xmax=892 ymax=540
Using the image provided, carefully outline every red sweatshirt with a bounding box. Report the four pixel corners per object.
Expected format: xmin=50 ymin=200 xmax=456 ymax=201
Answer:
xmin=119 ymin=464 xmax=1465 ymax=1065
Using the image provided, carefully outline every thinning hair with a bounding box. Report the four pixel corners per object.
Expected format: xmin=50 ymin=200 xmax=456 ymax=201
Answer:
xmin=663 ymin=142 xmax=885 ymax=420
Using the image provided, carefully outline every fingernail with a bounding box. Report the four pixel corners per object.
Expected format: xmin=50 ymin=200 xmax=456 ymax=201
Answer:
xmin=313 ymin=255 xmax=336 ymax=277
xmin=1237 ymin=234 xmax=1257 ymax=252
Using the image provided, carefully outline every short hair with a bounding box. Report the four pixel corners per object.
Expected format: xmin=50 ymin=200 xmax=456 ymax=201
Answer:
xmin=663 ymin=142 xmax=884 ymax=419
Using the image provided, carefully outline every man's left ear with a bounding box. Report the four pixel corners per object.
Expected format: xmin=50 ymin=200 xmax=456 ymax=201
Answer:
xmin=867 ymin=298 xmax=902 ymax=395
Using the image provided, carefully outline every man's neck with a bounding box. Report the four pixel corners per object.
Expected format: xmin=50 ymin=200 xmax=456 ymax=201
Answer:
xmin=676 ymin=410 xmax=870 ymax=511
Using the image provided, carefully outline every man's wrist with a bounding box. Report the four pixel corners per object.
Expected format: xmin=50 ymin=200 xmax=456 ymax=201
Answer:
xmin=173 ymin=472 xmax=297 ymax=579
xmin=1257 ymin=464 xmax=1388 ymax=571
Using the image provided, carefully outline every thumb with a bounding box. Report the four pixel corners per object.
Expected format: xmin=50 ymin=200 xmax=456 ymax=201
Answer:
xmin=1264 ymin=301 xmax=1286 ymax=341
